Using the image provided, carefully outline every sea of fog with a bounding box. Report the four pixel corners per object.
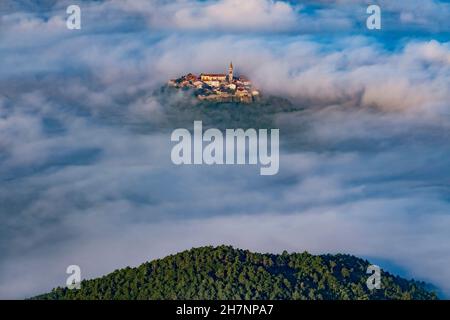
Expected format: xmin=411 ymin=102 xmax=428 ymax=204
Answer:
xmin=1 ymin=0 xmax=449 ymax=298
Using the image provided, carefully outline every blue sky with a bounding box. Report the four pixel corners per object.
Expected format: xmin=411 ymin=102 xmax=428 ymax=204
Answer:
xmin=0 ymin=0 xmax=450 ymax=298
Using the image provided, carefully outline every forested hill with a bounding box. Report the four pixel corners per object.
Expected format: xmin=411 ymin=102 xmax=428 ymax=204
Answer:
xmin=34 ymin=246 xmax=437 ymax=300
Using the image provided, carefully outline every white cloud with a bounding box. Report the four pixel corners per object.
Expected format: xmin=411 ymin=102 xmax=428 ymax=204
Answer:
xmin=173 ymin=0 xmax=298 ymax=31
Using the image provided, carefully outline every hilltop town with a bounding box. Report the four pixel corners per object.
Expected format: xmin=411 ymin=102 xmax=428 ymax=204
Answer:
xmin=168 ymin=62 xmax=260 ymax=103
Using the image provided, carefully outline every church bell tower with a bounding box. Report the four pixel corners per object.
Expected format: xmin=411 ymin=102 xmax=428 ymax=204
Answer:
xmin=228 ymin=61 xmax=233 ymax=83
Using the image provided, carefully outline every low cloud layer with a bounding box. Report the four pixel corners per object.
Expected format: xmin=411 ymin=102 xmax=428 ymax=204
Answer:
xmin=0 ymin=0 xmax=450 ymax=298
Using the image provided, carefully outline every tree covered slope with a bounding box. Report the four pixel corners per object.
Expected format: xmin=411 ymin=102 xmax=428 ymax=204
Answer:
xmin=34 ymin=246 xmax=437 ymax=300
